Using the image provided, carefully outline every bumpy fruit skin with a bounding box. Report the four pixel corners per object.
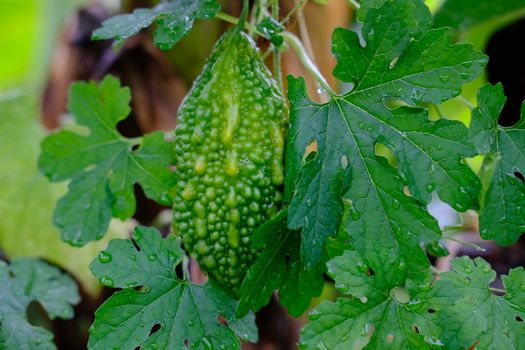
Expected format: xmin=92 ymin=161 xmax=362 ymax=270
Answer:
xmin=173 ymin=29 xmax=287 ymax=293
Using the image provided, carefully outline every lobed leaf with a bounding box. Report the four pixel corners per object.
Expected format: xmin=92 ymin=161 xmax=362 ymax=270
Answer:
xmin=88 ymin=226 xmax=257 ymax=350
xmin=469 ymin=83 xmax=525 ymax=245
xmin=0 ymin=258 xmax=80 ymax=350
xmin=39 ymin=76 xmax=176 ymax=246
xmin=429 ymin=257 xmax=525 ymax=349
xmin=285 ymin=0 xmax=486 ymax=273
xmin=92 ymin=0 xmax=221 ymax=50
xmin=300 ymin=250 xmax=441 ymax=350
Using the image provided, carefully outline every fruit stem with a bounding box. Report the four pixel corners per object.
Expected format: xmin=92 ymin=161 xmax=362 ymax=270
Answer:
xmin=215 ymin=11 xmax=334 ymax=97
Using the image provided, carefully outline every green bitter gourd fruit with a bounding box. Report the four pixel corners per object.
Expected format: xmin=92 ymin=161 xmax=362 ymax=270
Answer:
xmin=173 ymin=28 xmax=287 ymax=293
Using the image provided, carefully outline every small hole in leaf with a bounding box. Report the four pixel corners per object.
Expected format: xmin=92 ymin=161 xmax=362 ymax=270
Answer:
xmin=374 ymin=143 xmax=397 ymax=167
xmin=389 ymin=57 xmax=399 ymax=69
xmin=184 ymin=339 xmax=190 ymax=348
xmin=513 ymin=171 xmax=525 ymax=184
xmin=515 ymin=315 xmax=524 ymax=322
xmin=131 ymin=144 xmax=140 ymax=151
xmin=340 ymin=155 xmax=349 ymax=169
xmin=383 ymin=98 xmax=409 ymax=111
xmin=284 ymin=254 xmax=291 ymax=265
xmin=149 ymin=323 xmax=161 ymax=335
xmin=367 ymin=268 xmax=375 ymax=277
xmin=131 ymin=239 xmax=141 ymax=252
xmin=175 ymin=264 xmax=184 ymax=279
xmin=133 ymin=285 xmax=151 ymax=294
xmin=217 ymin=315 xmax=227 ymax=325
xmin=412 ymin=325 xmax=420 ymax=334
xmin=303 ymin=139 xmax=318 ymax=163
xmin=427 ymin=308 xmax=436 ymax=314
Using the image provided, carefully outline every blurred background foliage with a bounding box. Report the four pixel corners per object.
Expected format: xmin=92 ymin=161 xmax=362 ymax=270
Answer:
xmin=1 ymin=0 xmax=525 ymax=349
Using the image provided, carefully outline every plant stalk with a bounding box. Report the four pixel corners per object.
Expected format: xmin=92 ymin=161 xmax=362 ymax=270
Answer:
xmin=215 ymin=12 xmax=334 ymax=96
xmin=281 ymin=31 xmax=334 ymax=96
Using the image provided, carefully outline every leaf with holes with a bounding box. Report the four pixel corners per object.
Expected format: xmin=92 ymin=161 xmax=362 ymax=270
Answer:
xmin=285 ymin=0 xmax=486 ymax=272
xmin=299 ymin=250 xmax=442 ymax=349
xmin=39 ymin=76 xmax=176 ymax=246
xmin=88 ymin=226 xmax=257 ymax=350
xmin=429 ymin=256 xmax=525 ymax=349
xmin=0 ymin=258 xmax=80 ymax=350
xmin=92 ymin=0 xmax=220 ymax=50
xmin=237 ymin=210 xmax=325 ymax=318
xmin=469 ymin=83 xmax=525 ymax=245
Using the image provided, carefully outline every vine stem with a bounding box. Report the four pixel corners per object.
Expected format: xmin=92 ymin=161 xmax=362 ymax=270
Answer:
xmin=489 ymin=287 xmax=506 ymax=294
xmin=182 ymin=256 xmax=190 ymax=280
xmin=443 ymin=234 xmax=486 ymax=252
xmin=215 ymin=11 xmax=259 ymax=32
xmin=281 ymin=0 xmax=307 ymax=25
xmin=458 ymin=95 xmax=475 ymax=110
xmin=272 ymin=0 xmax=285 ymax=93
xmin=430 ymin=266 xmax=442 ymax=275
xmin=215 ymin=11 xmax=335 ymax=97
xmin=347 ymin=0 xmax=361 ymax=10
xmin=281 ymin=32 xmax=335 ymax=96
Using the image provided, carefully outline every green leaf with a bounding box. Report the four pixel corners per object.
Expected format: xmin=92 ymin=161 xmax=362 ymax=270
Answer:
xmin=88 ymin=226 xmax=257 ymax=350
xmin=39 ymin=76 xmax=176 ymax=246
xmin=237 ymin=210 xmax=325 ymax=318
xmin=0 ymin=258 xmax=80 ymax=350
xmin=434 ymin=0 xmax=525 ymax=32
xmin=429 ymin=256 xmax=525 ymax=349
xmin=469 ymin=83 xmax=525 ymax=245
xmin=257 ymin=17 xmax=284 ymax=46
xmin=285 ymin=0 xmax=486 ymax=270
xmin=92 ymin=0 xmax=220 ymax=50
xmin=300 ymin=250 xmax=441 ymax=350
xmin=0 ymin=95 xmax=129 ymax=296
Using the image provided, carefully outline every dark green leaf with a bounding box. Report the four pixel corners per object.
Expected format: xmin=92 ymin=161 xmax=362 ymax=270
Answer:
xmin=92 ymin=0 xmax=221 ymax=50
xmin=300 ymin=250 xmax=441 ymax=349
xmin=0 ymin=258 xmax=80 ymax=350
xmin=39 ymin=76 xmax=176 ymax=246
xmin=88 ymin=226 xmax=257 ymax=350
xmin=434 ymin=0 xmax=525 ymax=32
xmin=469 ymin=83 xmax=525 ymax=245
xmin=425 ymin=239 xmax=450 ymax=258
xmin=237 ymin=210 xmax=325 ymax=318
xmin=429 ymin=256 xmax=525 ymax=349
xmin=257 ymin=17 xmax=284 ymax=46
xmin=285 ymin=0 xmax=486 ymax=272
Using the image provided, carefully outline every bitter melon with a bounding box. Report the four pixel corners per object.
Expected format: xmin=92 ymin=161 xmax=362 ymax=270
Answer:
xmin=173 ymin=27 xmax=287 ymax=293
